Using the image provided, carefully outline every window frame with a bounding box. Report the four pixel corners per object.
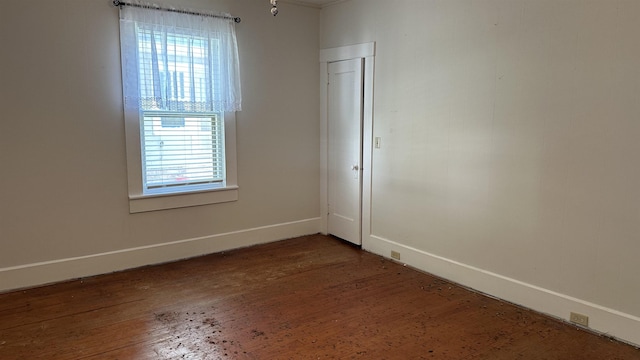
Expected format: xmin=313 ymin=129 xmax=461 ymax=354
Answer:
xmin=118 ymin=8 xmax=241 ymax=213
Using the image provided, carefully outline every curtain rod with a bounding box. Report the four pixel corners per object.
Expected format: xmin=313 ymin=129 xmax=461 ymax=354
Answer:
xmin=112 ymin=0 xmax=241 ymax=23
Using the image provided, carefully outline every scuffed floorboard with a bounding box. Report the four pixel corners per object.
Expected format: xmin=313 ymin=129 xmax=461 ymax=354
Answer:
xmin=0 ymin=234 xmax=638 ymax=359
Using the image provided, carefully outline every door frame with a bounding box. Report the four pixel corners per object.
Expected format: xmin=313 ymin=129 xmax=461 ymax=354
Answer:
xmin=320 ymin=42 xmax=375 ymax=245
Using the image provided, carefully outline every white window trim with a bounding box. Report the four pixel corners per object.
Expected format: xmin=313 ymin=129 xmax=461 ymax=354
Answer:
xmin=123 ymin=107 xmax=238 ymax=213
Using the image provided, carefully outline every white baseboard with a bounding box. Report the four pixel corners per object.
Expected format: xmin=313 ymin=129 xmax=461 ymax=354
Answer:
xmin=0 ymin=218 xmax=321 ymax=293
xmin=363 ymin=234 xmax=640 ymax=347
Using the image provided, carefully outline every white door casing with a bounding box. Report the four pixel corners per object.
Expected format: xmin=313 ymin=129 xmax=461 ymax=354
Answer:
xmin=327 ymin=59 xmax=364 ymax=244
xmin=320 ymin=42 xmax=375 ymax=247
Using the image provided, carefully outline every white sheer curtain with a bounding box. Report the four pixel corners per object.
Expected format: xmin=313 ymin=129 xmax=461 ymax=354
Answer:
xmin=119 ymin=4 xmax=242 ymax=113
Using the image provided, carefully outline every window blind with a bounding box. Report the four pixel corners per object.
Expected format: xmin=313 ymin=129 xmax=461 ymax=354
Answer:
xmin=142 ymin=114 xmax=224 ymax=190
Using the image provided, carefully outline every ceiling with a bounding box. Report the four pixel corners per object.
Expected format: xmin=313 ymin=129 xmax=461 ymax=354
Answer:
xmin=282 ymin=0 xmax=346 ymax=9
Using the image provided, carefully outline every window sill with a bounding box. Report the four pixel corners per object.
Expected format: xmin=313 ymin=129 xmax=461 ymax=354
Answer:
xmin=129 ymin=186 xmax=238 ymax=213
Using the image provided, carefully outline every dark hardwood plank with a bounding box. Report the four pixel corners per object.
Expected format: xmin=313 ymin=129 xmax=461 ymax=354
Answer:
xmin=0 ymin=235 xmax=638 ymax=359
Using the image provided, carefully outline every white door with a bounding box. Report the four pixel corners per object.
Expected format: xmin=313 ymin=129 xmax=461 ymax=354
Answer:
xmin=327 ymin=58 xmax=364 ymax=245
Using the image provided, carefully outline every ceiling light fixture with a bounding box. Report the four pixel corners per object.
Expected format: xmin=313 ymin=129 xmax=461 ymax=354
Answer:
xmin=270 ymin=0 xmax=278 ymax=16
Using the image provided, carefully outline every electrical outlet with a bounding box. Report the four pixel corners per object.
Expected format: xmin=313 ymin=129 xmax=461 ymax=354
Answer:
xmin=570 ymin=312 xmax=589 ymax=327
xmin=391 ymin=251 xmax=401 ymax=260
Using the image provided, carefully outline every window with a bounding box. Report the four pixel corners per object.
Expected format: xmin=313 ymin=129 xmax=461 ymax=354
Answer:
xmin=142 ymin=113 xmax=224 ymax=190
xmin=118 ymin=5 xmax=242 ymax=213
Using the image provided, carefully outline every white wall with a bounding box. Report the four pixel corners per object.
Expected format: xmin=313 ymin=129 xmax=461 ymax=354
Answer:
xmin=0 ymin=0 xmax=320 ymax=289
xmin=321 ymin=0 xmax=640 ymax=346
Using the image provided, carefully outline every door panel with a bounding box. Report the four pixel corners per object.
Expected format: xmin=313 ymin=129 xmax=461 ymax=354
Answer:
xmin=327 ymin=58 xmax=364 ymax=245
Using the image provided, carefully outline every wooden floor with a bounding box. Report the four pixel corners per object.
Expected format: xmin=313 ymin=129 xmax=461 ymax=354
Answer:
xmin=1 ymin=235 xmax=638 ymax=359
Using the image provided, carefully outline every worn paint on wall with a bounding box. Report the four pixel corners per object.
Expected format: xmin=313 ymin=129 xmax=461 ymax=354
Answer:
xmin=321 ymin=0 xmax=640 ymax=319
xmin=0 ymin=0 xmax=320 ymax=266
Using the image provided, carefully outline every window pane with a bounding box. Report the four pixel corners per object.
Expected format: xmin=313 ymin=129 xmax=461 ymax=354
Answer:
xmin=142 ymin=114 xmax=224 ymax=190
xmin=136 ymin=26 xmax=220 ymax=113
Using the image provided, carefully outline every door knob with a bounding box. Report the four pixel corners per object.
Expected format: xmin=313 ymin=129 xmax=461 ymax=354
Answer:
xmin=352 ymin=165 xmax=359 ymax=171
